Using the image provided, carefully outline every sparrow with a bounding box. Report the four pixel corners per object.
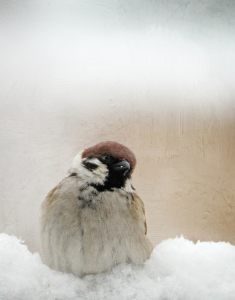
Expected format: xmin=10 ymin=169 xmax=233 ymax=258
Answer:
xmin=40 ymin=141 xmax=153 ymax=277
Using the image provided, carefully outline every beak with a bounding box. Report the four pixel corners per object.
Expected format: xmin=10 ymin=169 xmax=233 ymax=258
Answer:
xmin=112 ymin=160 xmax=130 ymax=176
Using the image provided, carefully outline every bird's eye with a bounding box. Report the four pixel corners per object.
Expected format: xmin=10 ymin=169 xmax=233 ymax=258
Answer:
xmin=103 ymin=155 xmax=109 ymax=161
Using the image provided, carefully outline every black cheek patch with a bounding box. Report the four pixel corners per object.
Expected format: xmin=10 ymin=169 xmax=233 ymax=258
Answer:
xmin=83 ymin=161 xmax=98 ymax=171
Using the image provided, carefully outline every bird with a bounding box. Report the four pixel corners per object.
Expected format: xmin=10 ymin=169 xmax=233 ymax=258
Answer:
xmin=40 ymin=141 xmax=153 ymax=277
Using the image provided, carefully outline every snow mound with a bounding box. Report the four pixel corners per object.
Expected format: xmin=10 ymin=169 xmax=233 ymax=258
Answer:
xmin=0 ymin=234 xmax=234 ymax=300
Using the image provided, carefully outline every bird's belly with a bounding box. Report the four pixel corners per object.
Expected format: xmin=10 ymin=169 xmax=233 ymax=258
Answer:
xmin=64 ymin=209 xmax=149 ymax=276
xmin=41 ymin=193 xmax=152 ymax=277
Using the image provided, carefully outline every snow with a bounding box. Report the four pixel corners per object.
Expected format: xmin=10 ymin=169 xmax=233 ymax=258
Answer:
xmin=0 ymin=234 xmax=234 ymax=300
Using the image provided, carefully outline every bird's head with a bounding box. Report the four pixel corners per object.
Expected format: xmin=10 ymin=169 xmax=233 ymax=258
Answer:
xmin=68 ymin=141 xmax=136 ymax=192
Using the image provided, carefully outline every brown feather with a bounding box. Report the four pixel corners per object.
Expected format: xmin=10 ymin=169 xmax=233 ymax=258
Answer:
xmin=132 ymin=193 xmax=148 ymax=235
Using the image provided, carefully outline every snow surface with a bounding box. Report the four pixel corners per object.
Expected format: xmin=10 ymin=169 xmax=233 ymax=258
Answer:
xmin=0 ymin=234 xmax=235 ymax=300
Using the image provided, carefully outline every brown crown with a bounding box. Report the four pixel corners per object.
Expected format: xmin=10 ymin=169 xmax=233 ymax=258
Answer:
xmin=82 ymin=141 xmax=136 ymax=172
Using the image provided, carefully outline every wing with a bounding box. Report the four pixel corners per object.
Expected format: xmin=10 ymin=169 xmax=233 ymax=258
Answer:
xmin=41 ymin=176 xmax=82 ymax=218
xmin=132 ymin=193 xmax=148 ymax=235
xmin=40 ymin=176 xmax=83 ymax=272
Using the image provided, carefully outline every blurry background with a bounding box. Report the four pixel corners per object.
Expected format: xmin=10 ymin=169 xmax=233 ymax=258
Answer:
xmin=0 ymin=0 xmax=235 ymax=254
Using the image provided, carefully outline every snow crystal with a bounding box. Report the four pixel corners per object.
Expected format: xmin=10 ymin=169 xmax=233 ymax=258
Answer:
xmin=0 ymin=234 xmax=234 ymax=300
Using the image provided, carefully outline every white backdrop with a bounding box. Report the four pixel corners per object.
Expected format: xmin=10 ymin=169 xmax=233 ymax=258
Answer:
xmin=0 ymin=0 xmax=235 ymax=253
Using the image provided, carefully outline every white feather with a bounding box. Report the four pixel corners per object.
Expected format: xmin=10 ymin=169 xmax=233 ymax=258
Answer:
xmin=68 ymin=152 xmax=108 ymax=185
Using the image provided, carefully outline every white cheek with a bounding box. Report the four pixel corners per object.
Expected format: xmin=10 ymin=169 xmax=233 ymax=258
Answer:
xmin=68 ymin=153 xmax=108 ymax=185
xmin=86 ymin=158 xmax=108 ymax=184
xmin=93 ymin=161 xmax=108 ymax=177
xmin=123 ymin=178 xmax=135 ymax=193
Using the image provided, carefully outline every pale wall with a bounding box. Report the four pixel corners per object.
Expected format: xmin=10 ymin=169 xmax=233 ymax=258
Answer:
xmin=0 ymin=0 xmax=235 ymax=253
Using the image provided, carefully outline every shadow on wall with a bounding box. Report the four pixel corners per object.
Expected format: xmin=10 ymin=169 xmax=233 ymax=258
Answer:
xmin=87 ymin=106 xmax=235 ymax=247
